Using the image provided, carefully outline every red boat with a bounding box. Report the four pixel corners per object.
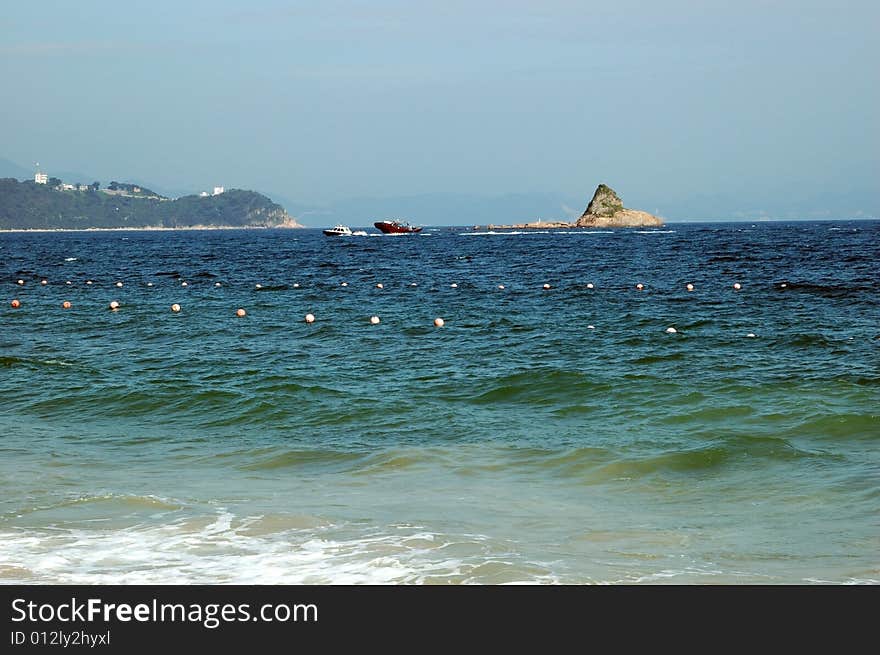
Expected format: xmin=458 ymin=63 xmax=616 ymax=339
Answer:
xmin=373 ymin=220 xmax=422 ymax=234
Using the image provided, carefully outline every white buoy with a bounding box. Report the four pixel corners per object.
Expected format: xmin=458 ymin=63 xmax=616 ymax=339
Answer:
xmin=434 ymin=317 xmax=444 ymax=327
xmin=370 ymin=315 xmax=380 ymax=324
xmin=636 ymin=283 xmax=644 ymax=290
xmin=62 ymin=301 xmax=71 ymax=309
xmin=341 ymin=282 xmax=348 ymax=287
xmin=543 ymin=283 xmax=550 ymax=290
xmin=215 ymin=282 xmax=221 ymax=287
xmin=498 ymin=284 xmax=505 ymax=289
xmin=733 ymin=282 xmax=742 ymax=290
xmin=116 ymin=282 xmax=123 ymax=288
xmin=236 ymin=308 xmax=246 ymax=317
xmin=293 ymin=283 xmax=300 ymax=288
xmin=181 ymin=281 xmax=188 ymax=287
xmin=16 ymin=279 xmax=24 ymax=286
xmin=305 ymin=313 xmax=315 ymax=323
xmin=41 ymin=279 xmax=48 ymax=286
xmin=780 ymin=283 xmax=787 ymax=288
xmin=409 ymin=282 xmax=418 ymax=287
xmin=65 ymin=280 xmax=72 ymax=285
xmin=171 ymin=303 xmax=181 ymax=313
xmin=376 ymin=283 xmax=384 ymax=289
xmin=109 ymin=300 xmax=120 ymax=310
xmin=587 ymin=325 xmax=595 ymax=329
xmin=86 ymin=280 xmax=93 ymax=285
xmin=686 ymin=283 xmax=694 ymax=292
xmin=147 ymin=282 xmax=153 ymax=287
xmin=746 ymin=333 xmax=756 ymax=338
xmin=450 ymin=283 xmax=458 ymax=288
xmin=586 ymin=283 xmax=594 ymax=289
xmin=255 ymin=283 xmax=262 ymax=289
xmin=665 ymin=327 xmax=677 ymax=334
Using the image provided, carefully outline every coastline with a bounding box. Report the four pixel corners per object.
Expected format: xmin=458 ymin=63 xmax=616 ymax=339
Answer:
xmin=0 ymin=224 xmax=305 ymax=233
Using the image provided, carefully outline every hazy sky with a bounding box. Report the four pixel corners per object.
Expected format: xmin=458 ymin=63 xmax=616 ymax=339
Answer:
xmin=2 ymin=0 xmax=878 ymax=220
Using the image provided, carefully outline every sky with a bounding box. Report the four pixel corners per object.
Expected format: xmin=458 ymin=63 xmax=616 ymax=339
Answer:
xmin=2 ymin=0 xmax=878 ymax=224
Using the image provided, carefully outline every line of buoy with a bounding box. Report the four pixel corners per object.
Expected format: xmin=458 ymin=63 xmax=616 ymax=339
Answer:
xmin=3 ymin=300 xmax=772 ymax=338
xmin=11 ymin=278 xmax=755 ymax=293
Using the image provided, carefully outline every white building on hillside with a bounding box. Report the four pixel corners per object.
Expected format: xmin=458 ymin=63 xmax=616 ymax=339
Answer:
xmin=35 ymin=172 xmax=48 ymax=184
xmin=212 ymin=186 xmax=224 ymax=195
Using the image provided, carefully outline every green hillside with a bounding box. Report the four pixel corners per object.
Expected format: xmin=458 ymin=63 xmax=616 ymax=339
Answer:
xmin=0 ymin=179 xmax=302 ymax=229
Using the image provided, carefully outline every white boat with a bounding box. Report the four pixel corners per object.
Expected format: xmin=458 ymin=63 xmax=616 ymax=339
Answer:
xmin=323 ymin=224 xmax=353 ymax=236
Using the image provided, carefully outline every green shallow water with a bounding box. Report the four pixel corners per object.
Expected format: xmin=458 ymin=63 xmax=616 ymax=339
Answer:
xmin=0 ymin=222 xmax=878 ymax=583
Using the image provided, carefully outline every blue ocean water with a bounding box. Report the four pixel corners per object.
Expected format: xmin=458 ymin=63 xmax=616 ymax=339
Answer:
xmin=0 ymin=221 xmax=877 ymax=584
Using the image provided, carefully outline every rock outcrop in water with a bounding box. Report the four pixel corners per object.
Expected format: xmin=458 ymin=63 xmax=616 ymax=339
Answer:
xmin=575 ymin=184 xmax=664 ymax=228
xmin=488 ymin=183 xmax=663 ymax=230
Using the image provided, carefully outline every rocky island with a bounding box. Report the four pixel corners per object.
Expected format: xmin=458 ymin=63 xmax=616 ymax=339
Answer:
xmin=484 ymin=184 xmax=664 ymax=230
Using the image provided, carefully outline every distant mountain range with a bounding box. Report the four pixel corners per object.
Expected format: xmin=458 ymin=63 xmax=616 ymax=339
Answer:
xmin=1 ymin=157 xmax=876 ymax=226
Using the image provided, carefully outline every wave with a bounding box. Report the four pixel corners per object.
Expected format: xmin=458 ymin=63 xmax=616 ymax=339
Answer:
xmin=0 ymin=355 xmax=82 ymax=370
xmin=0 ymin=512 xmax=558 ymax=584
xmin=467 ymin=369 xmax=613 ymax=405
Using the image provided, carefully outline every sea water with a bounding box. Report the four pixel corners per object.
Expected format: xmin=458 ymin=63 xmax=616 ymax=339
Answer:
xmin=0 ymin=221 xmax=877 ymax=584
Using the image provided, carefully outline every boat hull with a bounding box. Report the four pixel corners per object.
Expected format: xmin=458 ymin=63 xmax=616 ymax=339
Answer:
xmin=374 ymin=221 xmax=422 ymax=234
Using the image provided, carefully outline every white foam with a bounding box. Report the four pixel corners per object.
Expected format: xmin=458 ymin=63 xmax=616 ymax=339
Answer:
xmin=0 ymin=513 xmax=559 ymax=585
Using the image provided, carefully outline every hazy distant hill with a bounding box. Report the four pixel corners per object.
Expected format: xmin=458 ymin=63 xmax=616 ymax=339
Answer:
xmin=0 ymin=158 xmax=33 ymax=180
xmin=0 ymin=179 xmax=303 ymax=229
